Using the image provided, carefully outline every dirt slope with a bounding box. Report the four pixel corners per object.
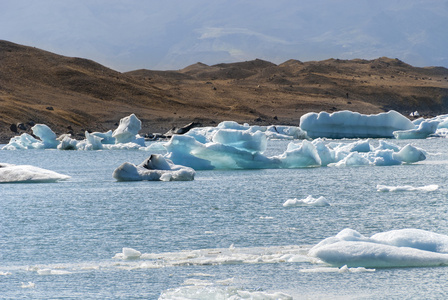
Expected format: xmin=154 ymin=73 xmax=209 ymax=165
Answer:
xmin=1 ymin=40 xmax=447 ymax=142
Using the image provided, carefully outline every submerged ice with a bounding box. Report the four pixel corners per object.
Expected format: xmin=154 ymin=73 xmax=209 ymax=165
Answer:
xmin=309 ymin=228 xmax=448 ymax=268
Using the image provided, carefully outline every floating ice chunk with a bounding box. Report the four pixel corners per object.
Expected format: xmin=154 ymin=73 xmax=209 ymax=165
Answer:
xmin=159 ymin=285 xmax=292 ymax=300
xmin=330 ymin=152 xmax=371 ymax=167
xmin=0 ymin=163 xmax=70 ymax=183
xmin=391 ymin=144 xmax=426 ymax=163
xmin=0 ymin=271 xmax=11 ymax=276
xmin=393 ymin=120 xmax=439 ymax=139
xmin=90 ymin=130 xmax=115 ymax=144
xmin=212 ymin=129 xmax=267 ymax=154
xmin=265 ymin=125 xmax=307 ymax=140
xmin=140 ymin=142 xmax=168 ymax=154
xmin=276 ymin=140 xmax=321 ymax=168
xmin=309 ymin=228 xmax=448 ymax=268
xmin=113 ymin=154 xmax=195 ymax=181
xmin=300 ymin=110 xmax=415 ymax=139
xmin=283 ymin=195 xmax=330 ymax=207
xmin=300 ymin=265 xmax=375 ymax=273
xmin=112 ymin=114 xmax=145 ymax=146
xmin=57 ymin=136 xmax=78 ymax=150
xmin=37 ymin=269 xmax=71 ymax=275
xmin=373 ymin=140 xmax=401 ymax=151
xmin=32 ymin=124 xmax=59 ymax=148
xmin=122 ymin=247 xmax=142 ymax=259
xmin=377 ymin=184 xmax=439 ymax=192
xmin=85 ymin=131 xmax=103 ymax=150
xmin=371 ymin=229 xmax=448 ymax=253
xmin=1 ymin=133 xmax=43 ymax=150
xmin=165 ymin=135 xmax=215 ymax=170
xmin=21 ymin=282 xmax=35 ymax=289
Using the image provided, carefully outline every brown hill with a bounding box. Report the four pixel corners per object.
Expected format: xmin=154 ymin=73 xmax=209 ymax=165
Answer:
xmin=1 ymin=40 xmax=448 ymax=142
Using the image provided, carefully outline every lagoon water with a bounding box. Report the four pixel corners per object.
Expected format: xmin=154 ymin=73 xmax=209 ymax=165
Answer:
xmin=1 ymin=138 xmax=448 ymax=299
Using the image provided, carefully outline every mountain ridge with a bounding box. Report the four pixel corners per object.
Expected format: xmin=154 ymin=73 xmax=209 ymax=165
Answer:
xmin=1 ymin=40 xmax=447 ymax=142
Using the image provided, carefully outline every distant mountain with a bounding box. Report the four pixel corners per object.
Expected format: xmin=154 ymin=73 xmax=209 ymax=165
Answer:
xmin=1 ymin=40 xmax=448 ymax=142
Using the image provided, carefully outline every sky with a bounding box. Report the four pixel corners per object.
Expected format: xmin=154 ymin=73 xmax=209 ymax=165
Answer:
xmin=1 ymin=0 xmax=447 ymax=72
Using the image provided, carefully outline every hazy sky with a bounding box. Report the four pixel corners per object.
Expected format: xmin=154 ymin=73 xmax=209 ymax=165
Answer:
xmin=1 ymin=0 xmax=447 ymax=71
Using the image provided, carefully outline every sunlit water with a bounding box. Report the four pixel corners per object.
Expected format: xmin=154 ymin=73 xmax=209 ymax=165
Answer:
xmin=1 ymin=138 xmax=448 ymax=299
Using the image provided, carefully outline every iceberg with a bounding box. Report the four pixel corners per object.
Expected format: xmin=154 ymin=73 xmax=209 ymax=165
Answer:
xmin=112 ymin=114 xmax=145 ymax=146
xmin=393 ymin=120 xmax=439 ymax=139
xmin=300 ymin=110 xmax=415 ymax=139
xmin=283 ymin=195 xmax=330 ymax=207
xmin=0 ymin=163 xmax=70 ymax=183
xmin=165 ymin=133 xmax=426 ymax=170
xmin=185 ymin=121 xmax=306 ymax=143
xmin=309 ymin=228 xmax=448 ymax=268
xmin=112 ymin=154 xmax=195 ymax=181
xmin=165 ymin=135 xmax=321 ymax=170
xmin=2 ymin=114 xmax=147 ymax=150
xmin=31 ymin=124 xmax=59 ymax=148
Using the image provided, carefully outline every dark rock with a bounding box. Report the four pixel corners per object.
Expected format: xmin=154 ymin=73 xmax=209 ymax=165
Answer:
xmin=164 ymin=122 xmax=202 ymax=137
xmin=28 ymin=121 xmax=35 ymax=126
xmin=46 ymin=106 xmax=54 ymax=110
xmin=9 ymin=123 xmax=17 ymax=133
xmin=17 ymin=123 xmax=27 ymax=131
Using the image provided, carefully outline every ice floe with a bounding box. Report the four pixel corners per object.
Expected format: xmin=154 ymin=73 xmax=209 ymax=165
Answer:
xmin=377 ymin=184 xmax=439 ymax=192
xmin=309 ymin=228 xmax=448 ymax=268
xmin=0 ymin=163 xmax=70 ymax=183
xmin=112 ymin=154 xmax=195 ymax=181
xmin=159 ymin=284 xmax=293 ymax=300
xmin=113 ymin=245 xmax=310 ymax=267
xmin=300 ymin=265 xmax=375 ymax=273
xmin=283 ymin=195 xmax=330 ymax=207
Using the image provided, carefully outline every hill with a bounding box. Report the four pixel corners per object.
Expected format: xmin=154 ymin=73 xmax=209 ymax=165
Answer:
xmin=1 ymin=40 xmax=448 ymax=142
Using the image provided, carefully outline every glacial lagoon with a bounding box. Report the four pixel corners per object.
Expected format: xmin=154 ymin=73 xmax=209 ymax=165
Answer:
xmin=2 ymin=136 xmax=448 ymax=299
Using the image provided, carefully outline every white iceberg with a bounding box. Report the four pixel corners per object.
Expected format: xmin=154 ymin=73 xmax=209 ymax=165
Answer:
xmin=283 ymin=195 xmax=330 ymax=207
xmin=309 ymin=228 xmax=448 ymax=268
xmin=0 ymin=163 xmax=70 ymax=183
xmin=112 ymin=114 xmax=145 ymax=146
xmin=112 ymin=154 xmax=195 ymax=181
xmin=300 ymin=110 xmax=415 ymax=139
xmin=393 ymin=120 xmax=439 ymax=139
xmin=31 ymin=124 xmax=59 ymax=148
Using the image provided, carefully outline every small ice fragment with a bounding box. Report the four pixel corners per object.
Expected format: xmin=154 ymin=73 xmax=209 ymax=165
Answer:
xmin=122 ymin=247 xmax=141 ymax=259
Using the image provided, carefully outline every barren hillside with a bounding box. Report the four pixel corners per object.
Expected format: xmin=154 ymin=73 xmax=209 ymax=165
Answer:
xmin=1 ymin=40 xmax=447 ymax=142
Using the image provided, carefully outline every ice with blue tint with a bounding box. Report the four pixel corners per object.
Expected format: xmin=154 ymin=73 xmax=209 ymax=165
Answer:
xmin=112 ymin=113 xmax=145 ymax=146
xmin=300 ymin=110 xmax=415 ymax=139
xmin=165 ymin=135 xmax=321 ymax=170
xmin=166 ymin=133 xmax=426 ymax=170
xmin=2 ymin=125 xmax=59 ymax=150
xmin=113 ymin=154 xmax=195 ymax=181
xmin=0 ymin=163 xmax=70 ymax=183
xmin=185 ymin=121 xmax=307 ymax=143
xmin=393 ymin=120 xmax=439 ymax=139
xmin=31 ymin=124 xmax=60 ymax=148
xmin=309 ymin=229 xmax=448 ymax=268
xmin=212 ymin=129 xmax=267 ymax=154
